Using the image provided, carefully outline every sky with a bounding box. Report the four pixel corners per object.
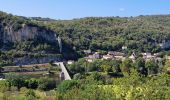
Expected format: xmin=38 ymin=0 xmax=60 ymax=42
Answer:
xmin=0 ymin=0 xmax=170 ymax=20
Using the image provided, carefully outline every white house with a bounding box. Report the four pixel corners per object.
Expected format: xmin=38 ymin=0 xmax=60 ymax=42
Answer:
xmin=122 ymin=46 xmax=127 ymax=50
xmin=67 ymin=60 xmax=74 ymax=65
xmin=142 ymin=53 xmax=155 ymax=61
xmin=102 ymin=54 xmax=114 ymax=60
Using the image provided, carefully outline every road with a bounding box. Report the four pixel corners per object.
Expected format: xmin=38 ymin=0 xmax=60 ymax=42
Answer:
xmin=54 ymin=62 xmax=71 ymax=80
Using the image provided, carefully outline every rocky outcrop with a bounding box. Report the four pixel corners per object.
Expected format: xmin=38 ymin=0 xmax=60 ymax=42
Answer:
xmin=2 ymin=24 xmax=57 ymax=43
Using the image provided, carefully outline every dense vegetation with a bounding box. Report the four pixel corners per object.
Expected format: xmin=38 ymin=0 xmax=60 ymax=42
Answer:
xmin=67 ymin=57 xmax=169 ymax=80
xmin=1 ymin=12 xmax=170 ymax=61
xmin=0 ymin=56 xmax=169 ymax=99
xmin=37 ymin=15 xmax=170 ymax=54
xmin=56 ymin=73 xmax=170 ymax=100
xmin=0 ymin=70 xmax=169 ymax=99
xmin=2 ymin=12 xmax=170 ymax=55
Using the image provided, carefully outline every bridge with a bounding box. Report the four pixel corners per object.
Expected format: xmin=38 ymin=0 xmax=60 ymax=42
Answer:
xmin=54 ymin=62 xmax=71 ymax=80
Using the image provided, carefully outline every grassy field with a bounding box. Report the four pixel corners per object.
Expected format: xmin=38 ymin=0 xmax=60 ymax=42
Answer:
xmin=2 ymin=63 xmax=61 ymax=81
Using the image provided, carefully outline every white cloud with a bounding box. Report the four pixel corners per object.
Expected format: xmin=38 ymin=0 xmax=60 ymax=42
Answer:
xmin=119 ymin=8 xmax=125 ymax=12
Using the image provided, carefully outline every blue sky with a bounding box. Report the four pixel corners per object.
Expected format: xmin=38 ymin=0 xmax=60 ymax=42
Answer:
xmin=0 ymin=0 xmax=170 ymax=19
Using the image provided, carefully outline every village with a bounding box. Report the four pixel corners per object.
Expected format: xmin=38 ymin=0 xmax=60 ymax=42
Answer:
xmin=80 ymin=41 xmax=170 ymax=63
xmin=66 ymin=42 xmax=170 ymax=66
xmin=83 ymin=50 xmax=163 ymax=63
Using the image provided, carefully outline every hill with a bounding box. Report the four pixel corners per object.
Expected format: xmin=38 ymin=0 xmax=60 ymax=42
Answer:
xmin=1 ymin=11 xmax=170 ymax=65
xmin=36 ymin=15 xmax=170 ymax=54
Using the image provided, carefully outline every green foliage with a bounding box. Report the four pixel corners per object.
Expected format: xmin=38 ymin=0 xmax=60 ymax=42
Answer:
xmin=0 ymin=80 xmax=9 ymax=92
xmin=25 ymin=78 xmax=38 ymax=89
xmin=100 ymin=64 xmax=111 ymax=74
xmin=121 ymin=58 xmax=133 ymax=76
xmin=135 ymin=57 xmax=147 ymax=75
xmin=2 ymin=12 xmax=170 ymax=61
xmin=5 ymin=73 xmax=26 ymax=89
xmin=145 ymin=60 xmax=159 ymax=75
xmin=37 ymin=77 xmax=56 ymax=91
xmin=73 ymin=73 xmax=83 ymax=80
xmin=68 ymin=59 xmax=122 ymax=76
xmin=34 ymin=15 xmax=170 ymax=54
xmin=56 ymin=74 xmax=170 ymax=100
xmin=57 ymin=80 xmax=79 ymax=93
xmin=4 ymin=73 xmax=57 ymax=91
xmin=25 ymin=89 xmax=39 ymax=100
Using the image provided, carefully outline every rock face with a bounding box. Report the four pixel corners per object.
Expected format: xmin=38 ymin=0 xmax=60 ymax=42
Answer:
xmin=13 ymin=55 xmax=62 ymax=65
xmin=2 ymin=24 xmax=56 ymax=43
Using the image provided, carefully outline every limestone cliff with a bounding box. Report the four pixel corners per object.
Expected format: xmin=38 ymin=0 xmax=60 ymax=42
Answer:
xmin=2 ymin=24 xmax=56 ymax=43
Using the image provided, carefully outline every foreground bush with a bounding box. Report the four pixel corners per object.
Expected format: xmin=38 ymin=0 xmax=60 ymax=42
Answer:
xmin=56 ymin=74 xmax=170 ymax=100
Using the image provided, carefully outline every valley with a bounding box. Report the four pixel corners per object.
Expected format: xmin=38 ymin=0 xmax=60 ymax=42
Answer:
xmin=0 ymin=11 xmax=170 ymax=99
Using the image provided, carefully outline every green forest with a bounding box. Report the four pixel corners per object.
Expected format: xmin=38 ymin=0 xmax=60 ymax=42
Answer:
xmin=38 ymin=15 xmax=170 ymax=53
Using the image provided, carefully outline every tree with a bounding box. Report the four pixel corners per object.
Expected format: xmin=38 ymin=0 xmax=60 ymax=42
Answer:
xmin=110 ymin=60 xmax=121 ymax=73
xmin=5 ymin=73 xmax=25 ymax=90
xmin=57 ymin=80 xmax=79 ymax=93
xmin=68 ymin=58 xmax=86 ymax=74
xmin=0 ymin=80 xmax=9 ymax=92
xmin=25 ymin=78 xmax=38 ymax=89
xmin=38 ymin=77 xmax=56 ymax=91
xmin=145 ymin=60 xmax=159 ymax=75
xmin=100 ymin=65 xmax=111 ymax=74
xmin=135 ymin=57 xmax=146 ymax=75
xmin=121 ymin=58 xmax=133 ymax=76
xmin=73 ymin=73 xmax=83 ymax=80
xmin=87 ymin=63 xmax=97 ymax=72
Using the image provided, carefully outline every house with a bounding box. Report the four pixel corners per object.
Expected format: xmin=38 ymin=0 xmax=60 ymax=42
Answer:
xmin=129 ymin=51 xmax=137 ymax=61
xmin=166 ymin=56 xmax=170 ymax=61
xmin=85 ymin=55 xmax=95 ymax=63
xmin=83 ymin=49 xmax=92 ymax=55
xmin=85 ymin=52 xmax=101 ymax=62
xmin=102 ymin=54 xmax=114 ymax=60
xmin=108 ymin=51 xmax=125 ymax=60
xmin=93 ymin=52 xmax=101 ymax=59
xmin=87 ymin=52 xmax=101 ymax=59
xmin=85 ymin=56 xmax=94 ymax=62
xmin=86 ymin=58 xmax=93 ymax=63
xmin=108 ymin=51 xmax=115 ymax=55
xmin=142 ymin=53 xmax=155 ymax=61
xmin=108 ymin=51 xmax=125 ymax=56
xmin=67 ymin=60 xmax=74 ymax=65
xmin=153 ymin=53 xmax=162 ymax=57
xmin=122 ymin=46 xmax=127 ymax=50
